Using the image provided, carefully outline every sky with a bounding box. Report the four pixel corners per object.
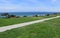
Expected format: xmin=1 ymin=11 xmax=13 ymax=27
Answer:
xmin=0 ymin=0 xmax=60 ymax=12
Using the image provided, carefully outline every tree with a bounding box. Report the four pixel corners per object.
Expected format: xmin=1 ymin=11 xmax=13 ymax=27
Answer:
xmin=35 ymin=15 xmax=39 ymax=17
xmin=46 ymin=14 xmax=50 ymax=16
xmin=1 ymin=13 xmax=9 ymax=18
xmin=53 ymin=13 xmax=57 ymax=16
xmin=23 ymin=16 xmax=27 ymax=17
xmin=8 ymin=15 xmax=16 ymax=18
xmin=16 ymin=16 xmax=20 ymax=18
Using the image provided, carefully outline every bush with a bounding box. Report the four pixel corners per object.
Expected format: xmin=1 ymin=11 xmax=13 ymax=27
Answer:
xmin=46 ymin=14 xmax=50 ymax=16
xmin=23 ymin=16 xmax=27 ymax=17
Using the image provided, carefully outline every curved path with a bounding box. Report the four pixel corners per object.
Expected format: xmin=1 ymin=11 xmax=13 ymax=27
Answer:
xmin=0 ymin=16 xmax=60 ymax=32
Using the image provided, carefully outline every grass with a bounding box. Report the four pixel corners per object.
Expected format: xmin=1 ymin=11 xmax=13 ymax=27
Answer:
xmin=0 ymin=16 xmax=53 ymax=27
xmin=0 ymin=17 xmax=46 ymax=27
xmin=0 ymin=17 xmax=60 ymax=38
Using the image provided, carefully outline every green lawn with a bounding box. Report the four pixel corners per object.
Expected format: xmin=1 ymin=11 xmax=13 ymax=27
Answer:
xmin=0 ymin=18 xmax=60 ymax=38
xmin=0 ymin=17 xmax=45 ymax=27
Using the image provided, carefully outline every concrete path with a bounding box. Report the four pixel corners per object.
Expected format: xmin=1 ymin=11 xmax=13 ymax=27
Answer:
xmin=0 ymin=16 xmax=60 ymax=32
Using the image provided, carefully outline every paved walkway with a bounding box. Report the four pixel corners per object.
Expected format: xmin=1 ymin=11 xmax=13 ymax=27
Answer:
xmin=0 ymin=16 xmax=60 ymax=32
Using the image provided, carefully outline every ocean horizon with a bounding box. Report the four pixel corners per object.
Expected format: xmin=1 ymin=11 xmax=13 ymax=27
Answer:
xmin=0 ymin=12 xmax=60 ymax=16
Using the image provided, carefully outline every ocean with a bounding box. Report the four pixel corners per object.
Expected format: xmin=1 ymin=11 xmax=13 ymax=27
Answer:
xmin=9 ymin=12 xmax=47 ymax=16
xmin=0 ymin=12 xmax=59 ymax=17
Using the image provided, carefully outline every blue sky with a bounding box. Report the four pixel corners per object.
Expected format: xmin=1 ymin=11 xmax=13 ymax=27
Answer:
xmin=0 ymin=0 xmax=60 ymax=12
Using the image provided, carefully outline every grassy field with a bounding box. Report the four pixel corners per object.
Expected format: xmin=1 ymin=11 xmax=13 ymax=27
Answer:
xmin=0 ymin=17 xmax=46 ymax=27
xmin=0 ymin=17 xmax=60 ymax=38
xmin=0 ymin=16 xmax=53 ymax=27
